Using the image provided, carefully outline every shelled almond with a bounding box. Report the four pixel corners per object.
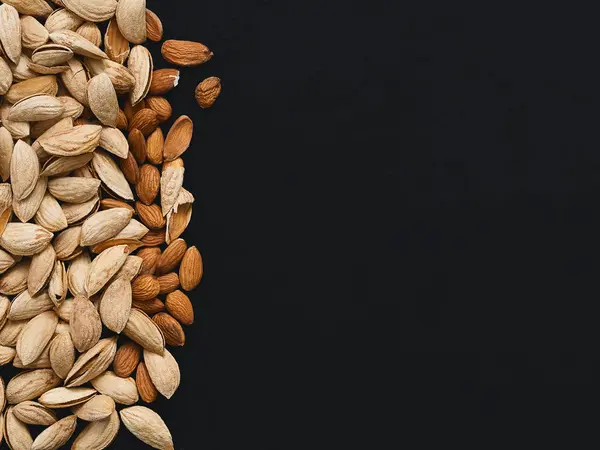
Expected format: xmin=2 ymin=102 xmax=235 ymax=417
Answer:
xmin=0 ymin=1 xmax=212 ymax=448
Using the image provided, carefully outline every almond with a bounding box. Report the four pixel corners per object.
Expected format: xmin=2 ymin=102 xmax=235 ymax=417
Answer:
xmin=156 ymin=239 xmax=187 ymax=274
xmin=127 ymin=128 xmax=146 ymax=163
xmin=149 ymin=68 xmax=179 ymax=95
xmin=145 ymin=9 xmax=163 ymax=42
xmin=133 ymin=298 xmax=164 ymax=315
xmin=119 ymin=150 xmax=140 ymax=185
xmin=116 ymin=108 xmax=128 ymax=130
xmin=115 ymin=0 xmax=147 ymax=44
xmin=131 ymin=274 xmax=160 ymax=301
xmin=145 ymin=127 xmax=164 ymax=164
xmin=162 ymin=39 xmax=213 ymax=66
xmin=165 ymin=290 xmax=194 ymax=325
xmin=145 ymin=96 xmax=172 ymax=123
xmin=140 ymin=229 xmax=165 ymax=246
xmin=180 ymin=246 xmax=203 ymax=291
xmin=136 ymin=202 xmax=165 ymax=230
xmin=136 ymin=164 xmax=160 ymax=205
xmin=196 ymin=76 xmax=222 ymax=108
xmin=113 ymin=341 xmax=141 ymax=377
xmin=136 ymin=246 xmax=161 ymax=275
xmin=135 ymin=361 xmax=157 ymax=403
xmin=157 ymin=272 xmax=179 ymax=295
xmin=105 ymin=16 xmax=130 ymax=65
xmin=152 ymin=312 xmax=185 ymax=346
xmin=163 ymin=115 xmax=193 ymax=161
xmin=129 ymin=108 xmax=158 ymax=137
xmin=100 ymin=198 xmax=135 ymax=214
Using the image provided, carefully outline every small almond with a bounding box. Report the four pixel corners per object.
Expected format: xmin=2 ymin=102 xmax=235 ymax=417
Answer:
xmin=152 ymin=312 xmax=185 ymax=346
xmin=196 ymin=76 xmax=222 ymax=108
xmin=113 ymin=341 xmax=141 ymax=377
xmin=149 ymin=68 xmax=179 ymax=95
xmin=162 ymin=39 xmax=213 ymax=66
xmin=129 ymin=108 xmax=158 ymax=137
xmin=135 ymin=361 xmax=157 ymax=403
xmin=145 ymin=96 xmax=171 ymax=123
xmin=145 ymin=127 xmax=164 ymax=164
xmin=157 ymin=272 xmax=179 ymax=295
xmin=136 ymin=164 xmax=160 ymax=205
xmin=131 ymin=274 xmax=160 ymax=301
xmin=145 ymin=9 xmax=163 ymax=42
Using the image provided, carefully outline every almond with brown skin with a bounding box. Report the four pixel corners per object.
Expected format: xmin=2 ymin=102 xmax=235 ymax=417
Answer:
xmin=180 ymin=246 xmax=203 ymax=291
xmin=119 ymin=151 xmax=139 ymax=185
xmin=145 ymin=127 xmax=164 ymax=164
xmin=135 ymin=361 xmax=157 ymax=403
xmin=131 ymin=274 xmax=160 ymax=301
xmin=129 ymin=108 xmax=158 ymax=137
xmin=136 ymin=202 xmax=165 ymax=230
xmin=140 ymin=229 xmax=166 ymax=247
xmin=165 ymin=290 xmax=194 ymax=325
xmin=161 ymin=39 xmax=213 ymax=66
xmin=145 ymin=9 xmax=163 ymax=42
xmin=196 ymin=76 xmax=222 ymax=108
xmin=157 ymin=272 xmax=179 ymax=295
xmin=145 ymin=96 xmax=172 ymax=123
xmin=113 ymin=341 xmax=141 ymax=378
xmin=127 ymin=128 xmax=146 ymax=163
xmin=136 ymin=246 xmax=161 ymax=275
xmin=116 ymin=108 xmax=128 ymax=130
xmin=136 ymin=164 xmax=160 ymax=205
xmin=152 ymin=312 xmax=185 ymax=346
xmin=124 ymin=97 xmax=145 ymax=122
xmin=100 ymin=198 xmax=135 ymax=214
xmin=149 ymin=68 xmax=179 ymax=95
xmin=133 ymin=298 xmax=164 ymax=315
xmin=156 ymin=239 xmax=187 ymax=275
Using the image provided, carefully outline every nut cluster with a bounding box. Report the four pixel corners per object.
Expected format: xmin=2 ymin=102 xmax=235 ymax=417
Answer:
xmin=0 ymin=0 xmax=214 ymax=448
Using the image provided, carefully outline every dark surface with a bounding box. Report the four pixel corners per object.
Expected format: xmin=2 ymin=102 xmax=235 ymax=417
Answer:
xmin=4 ymin=0 xmax=600 ymax=448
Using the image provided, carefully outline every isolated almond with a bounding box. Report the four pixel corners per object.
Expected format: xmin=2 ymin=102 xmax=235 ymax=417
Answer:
xmin=135 ymin=361 xmax=157 ymax=403
xmin=145 ymin=9 xmax=163 ymax=42
xmin=179 ymin=246 xmax=203 ymax=291
xmin=120 ymin=405 xmax=173 ymax=449
xmin=129 ymin=108 xmax=158 ymax=136
xmin=140 ymin=229 xmax=166 ymax=247
xmin=113 ymin=341 xmax=141 ymax=377
xmin=100 ymin=198 xmax=134 ymax=214
xmin=163 ymin=115 xmax=193 ymax=161
xmin=152 ymin=312 xmax=185 ymax=346
xmin=156 ymin=239 xmax=187 ymax=275
xmin=165 ymin=290 xmax=194 ymax=325
xmin=162 ymin=39 xmax=213 ymax=66
xmin=196 ymin=76 xmax=222 ymax=108
xmin=145 ymin=127 xmax=164 ymax=164
xmin=87 ymin=73 xmax=118 ymax=127
xmin=145 ymin=96 xmax=171 ymax=123
xmin=117 ymin=108 xmax=128 ymax=130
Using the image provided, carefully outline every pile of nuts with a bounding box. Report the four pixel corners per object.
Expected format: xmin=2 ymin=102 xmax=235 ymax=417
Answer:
xmin=0 ymin=0 xmax=219 ymax=448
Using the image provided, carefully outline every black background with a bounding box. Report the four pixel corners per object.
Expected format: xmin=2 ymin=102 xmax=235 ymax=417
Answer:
xmin=138 ymin=0 xmax=600 ymax=448
xmin=5 ymin=0 xmax=600 ymax=448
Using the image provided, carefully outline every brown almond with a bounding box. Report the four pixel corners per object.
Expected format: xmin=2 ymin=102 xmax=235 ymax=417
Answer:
xmin=163 ymin=115 xmax=193 ymax=161
xmin=136 ymin=164 xmax=160 ymax=205
xmin=152 ymin=312 xmax=185 ymax=346
xmin=127 ymin=128 xmax=146 ymax=164
xmin=135 ymin=361 xmax=157 ymax=403
xmin=136 ymin=202 xmax=165 ymax=230
xmin=140 ymin=229 xmax=165 ymax=246
xmin=180 ymin=246 xmax=203 ymax=291
xmin=129 ymin=108 xmax=158 ymax=137
xmin=116 ymin=108 xmax=128 ymax=130
xmin=145 ymin=9 xmax=163 ymax=42
xmin=113 ymin=341 xmax=141 ymax=378
xmin=100 ymin=198 xmax=135 ymax=214
xmin=145 ymin=96 xmax=171 ymax=123
xmin=156 ymin=239 xmax=187 ymax=275
xmin=157 ymin=272 xmax=179 ymax=295
xmin=131 ymin=274 xmax=160 ymax=301
xmin=119 ymin=151 xmax=140 ymax=185
xmin=132 ymin=298 xmax=164 ymax=315
xmin=136 ymin=247 xmax=161 ymax=275
xmin=165 ymin=290 xmax=194 ymax=325
xmin=162 ymin=39 xmax=213 ymax=66
xmin=196 ymin=76 xmax=222 ymax=108
xmin=149 ymin=68 xmax=179 ymax=95
xmin=145 ymin=127 xmax=164 ymax=164
xmin=124 ymin=97 xmax=145 ymax=122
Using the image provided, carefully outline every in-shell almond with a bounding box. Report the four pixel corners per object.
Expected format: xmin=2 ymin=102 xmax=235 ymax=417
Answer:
xmin=4 ymin=406 xmax=34 ymax=450
xmin=77 ymin=21 xmax=102 ymax=46
xmin=80 ymin=208 xmax=133 ymax=247
xmin=92 ymin=149 xmax=134 ymax=200
xmin=12 ymin=401 xmax=57 ymax=426
xmin=161 ymin=39 xmax=213 ymax=66
xmin=4 ymin=75 xmax=58 ymax=104
xmin=105 ymin=17 xmax=130 ymax=65
xmin=143 ymin=347 xmax=180 ymax=399
xmin=49 ymin=29 xmax=108 ymax=59
xmin=116 ymin=0 xmax=147 ymax=44
xmin=85 ymin=244 xmax=130 ymax=295
xmin=127 ymin=44 xmax=152 ymax=106
xmin=48 ymin=176 xmax=100 ymax=203
xmin=0 ymin=3 xmax=22 ymax=65
xmin=123 ymin=308 xmax=164 ymax=354
xmin=88 ymin=73 xmax=118 ymax=127
xmin=65 ymin=337 xmax=117 ymax=387
xmin=13 ymin=175 xmax=47 ymax=223
xmin=49 ymin=332 xmax=75 ymax=379
xmin=38 ymin=387 xmax=96 ymax=408
xmin=6 ymin=369 xmax=61 ymax=404
xmin=73 ymin=394 xmax=115 ymax=421
xmin=38 ymin=124 xmax=102 ymax=156
xmin=31 ymin=414 xmax=77 ymax=450
xmin=8 ymin=95 xmax=64 ymax=122
xmin=91 ymin=371 xmax=138 ymax=405
xmin=28 ymin=244 xmax=56 ymax=296
xmin=99 ymin=126 xmax=129 ymax=159
xmin=70 ymin=296 xmax=102 ymax=352
xmin=99 ymin=277 xmax=132 ymax=333
xmin=120 ymin=406 xmax=174 ymax=449
xmin=10 ymin=140 xmax=40 ymax=201
xmin=9 ymin=291 xmax=54 ymax=321
xmin=72 ymin=409 xmax=120 ymax=450
xmin=161 ymin=158 xmax=184 ymax=216
xmin=0 ymin=223 xmax=53 ymax=257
